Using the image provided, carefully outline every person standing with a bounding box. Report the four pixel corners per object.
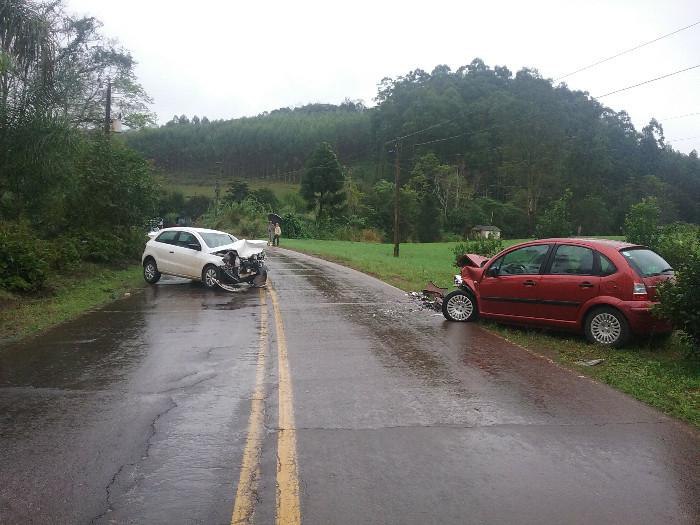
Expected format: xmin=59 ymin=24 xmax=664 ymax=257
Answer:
xmin=267 ymin=220 xmax=274 ymax=246
xmin=273 ymin=222 xmax=281 ymax=246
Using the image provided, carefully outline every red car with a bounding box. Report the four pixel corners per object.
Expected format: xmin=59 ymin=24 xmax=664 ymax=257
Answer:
xmin=442 ymin=238 xmax=674 ymax=347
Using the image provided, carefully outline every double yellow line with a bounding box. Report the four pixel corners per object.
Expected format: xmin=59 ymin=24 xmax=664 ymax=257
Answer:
xmin=231 ymin=286 xmax=301 ymax=524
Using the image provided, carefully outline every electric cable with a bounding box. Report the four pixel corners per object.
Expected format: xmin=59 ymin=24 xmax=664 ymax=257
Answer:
xmin=555 ymin=19 xmax=700 ymax=81
xmin=596 ymin=64 xmax=700 ymax=98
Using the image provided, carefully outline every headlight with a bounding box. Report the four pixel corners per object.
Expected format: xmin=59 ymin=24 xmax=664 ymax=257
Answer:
xmin=251 ymin=254 xmax=257 ymax=260
xmin=454 ymin=274 xmax=463 ymax=286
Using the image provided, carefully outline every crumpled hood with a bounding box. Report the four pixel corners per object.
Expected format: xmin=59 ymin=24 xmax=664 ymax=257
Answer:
xmin=209 ymin=239 xmax=267 ymax=258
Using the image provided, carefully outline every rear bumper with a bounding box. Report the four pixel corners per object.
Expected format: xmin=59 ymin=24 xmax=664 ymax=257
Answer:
xmin=620 ymin=301 xmax=673 ymax=335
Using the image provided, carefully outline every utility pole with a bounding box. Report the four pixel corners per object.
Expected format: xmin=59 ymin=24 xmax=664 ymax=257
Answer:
xmin=104 ymin=77 xmax=111 ymax=134
xmin=393 ymin=140 xmax=400 ymax=257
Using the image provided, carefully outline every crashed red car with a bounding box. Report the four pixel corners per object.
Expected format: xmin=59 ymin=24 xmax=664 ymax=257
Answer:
xmin=442 ymin=238 xmax=674 ymax=347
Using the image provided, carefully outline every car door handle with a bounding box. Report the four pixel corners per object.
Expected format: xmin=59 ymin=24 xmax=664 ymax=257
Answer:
xmin=579 ymin=282 xmax=594 ymax=288
xmin=169 ymin=251 xmax=174 ymax=254
xmin=523 ymin=280 xmax=536 ymax=286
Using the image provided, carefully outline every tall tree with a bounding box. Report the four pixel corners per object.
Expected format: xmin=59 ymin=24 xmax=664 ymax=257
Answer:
xmin=300 ymin=142 xmax=346 ymax=222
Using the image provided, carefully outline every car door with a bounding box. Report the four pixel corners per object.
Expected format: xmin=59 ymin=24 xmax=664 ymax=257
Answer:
xmin=478 ymin=243 xmax=552 ymax=319
xmin=170 ymin=231 xmax=205 ymax=278
xmin=537 ymin=244 xmax=600 ymax=323
xmin=151 ymin=230 xmax=180 ymax=274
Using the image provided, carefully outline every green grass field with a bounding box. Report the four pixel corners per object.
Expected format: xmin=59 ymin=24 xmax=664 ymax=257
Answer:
xmin=283 ymin=238 xmax=699 ymax=427
xmin=283 ymin=239 xmax=527 ymax=291
xmin=164 ymin=180 xmax=300 ymax=200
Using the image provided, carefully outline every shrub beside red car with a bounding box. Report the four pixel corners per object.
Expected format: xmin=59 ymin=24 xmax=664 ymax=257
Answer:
xmin=442 ymin=238 xmax=674 ymax=347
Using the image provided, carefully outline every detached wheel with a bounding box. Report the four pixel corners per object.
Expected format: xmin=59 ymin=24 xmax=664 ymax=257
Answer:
xmin=202 ymin=264 xmax=220 ymax=290
xmin=442 ymin=290 xmax=477 ymax=322
xmin=585 ymin=307 xmax=630 ymax=348
xmin=143 ymin=259 xmax=161 ymax=284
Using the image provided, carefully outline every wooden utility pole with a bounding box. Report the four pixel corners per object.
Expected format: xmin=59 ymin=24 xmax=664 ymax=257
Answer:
xmin=393 ymin=140 xmax=400 ymax=257
xmin=104 ymin=77 xmax=111 ymax=134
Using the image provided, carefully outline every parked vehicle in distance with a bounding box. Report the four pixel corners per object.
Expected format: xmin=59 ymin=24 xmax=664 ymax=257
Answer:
xmin=141 ymin=227 xmax=267 ymax=290
xmin=442 ymin=238 xmax=674 ymax=347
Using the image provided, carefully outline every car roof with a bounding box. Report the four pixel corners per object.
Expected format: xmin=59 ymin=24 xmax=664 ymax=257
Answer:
xmin=157 ymin=227 xmax=232 ymax=236
xmin=514 ymin=238 xmax=643 ymax=252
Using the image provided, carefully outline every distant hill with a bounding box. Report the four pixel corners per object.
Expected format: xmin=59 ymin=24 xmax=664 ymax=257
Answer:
xmin=125 ymin=59 xmax=700 ymax=229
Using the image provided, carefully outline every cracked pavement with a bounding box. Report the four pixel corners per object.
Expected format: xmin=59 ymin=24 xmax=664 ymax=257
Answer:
xmin=1 ymin=248 xmax=698 ymax=524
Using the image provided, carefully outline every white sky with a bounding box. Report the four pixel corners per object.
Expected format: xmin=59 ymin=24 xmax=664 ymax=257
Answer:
xmin=66 ymin=0 xmax=700 ymax=154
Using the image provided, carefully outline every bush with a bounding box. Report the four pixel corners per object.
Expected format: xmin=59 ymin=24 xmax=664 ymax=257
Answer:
xmin=653 ymin=223 xmax=700 ymax=270
xmin=624 ymin=197 xmax=660 ymax=247
xmin=75 ymin=227 xmax=147 ymax=263
xmin=0 ymin=223 xmax=50 ymax=292
xmin=655 ymin=252 xmax=700 ymax=352
xmin=452 ymin=237 xmax=504 ymax=265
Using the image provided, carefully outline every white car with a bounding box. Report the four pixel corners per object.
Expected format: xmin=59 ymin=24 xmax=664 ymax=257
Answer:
xmin=141 ymin=227 xmax=267 ymax=289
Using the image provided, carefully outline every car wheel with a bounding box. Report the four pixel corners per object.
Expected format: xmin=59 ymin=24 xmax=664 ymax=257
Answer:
xmin=143 ymin=258 xmax=161 ymax=284
xmin=584 ymin=307 xmax=630 ymax=348
xmin=442 ymin=290 xmax=478 ymax=322
xmin=202 ymin=264 xmax=220 ymax=289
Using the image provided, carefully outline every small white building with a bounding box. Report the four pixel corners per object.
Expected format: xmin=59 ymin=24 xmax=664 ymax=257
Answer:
xmin=471 ymin=225 xmax=501 ymax=239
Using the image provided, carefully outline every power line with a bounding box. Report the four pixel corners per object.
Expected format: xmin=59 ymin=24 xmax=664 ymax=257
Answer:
xmin=659 ymin=111 xmax=700 ymax=121
xmin=384 ymin=118 xmax=456 ymax=145
xmin=555 ymin=19 xmax=700 ymax=81
xmin=666 ymin=135 xmax=700 ymax=142
xmin=596 ymin=64 xmax=700 ymax=98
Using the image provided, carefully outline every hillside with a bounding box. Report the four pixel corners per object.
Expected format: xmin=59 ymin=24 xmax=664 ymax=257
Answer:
xmin=125 ymin=59 xmax=700 ymax=236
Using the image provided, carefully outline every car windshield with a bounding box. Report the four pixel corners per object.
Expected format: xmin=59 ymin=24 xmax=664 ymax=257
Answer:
xmin=620 ymin=248 xmax=673 ymax=277
xmin=199 ymin=232 xmax=238 ymax=248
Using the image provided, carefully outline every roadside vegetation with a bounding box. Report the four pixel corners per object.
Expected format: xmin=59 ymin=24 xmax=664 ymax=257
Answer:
xmin=1 ymin=1 xmax=159 ymax=341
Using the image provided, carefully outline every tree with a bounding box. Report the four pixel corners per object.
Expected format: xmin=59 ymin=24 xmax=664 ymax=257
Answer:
xmin=417 ymin=193 xmax=441 ymax=242
xmin=300 ymin=142 xmax=346 ymax=222
xmin=249 ymin=188 xmax=279 ymax=210
xmin=224 ymin=180 xmax=249 ymax=204
xmin=535 ymin=189 xmax=574 ymax=238
xmin=624 ymin=197 xmax=661 ymax=247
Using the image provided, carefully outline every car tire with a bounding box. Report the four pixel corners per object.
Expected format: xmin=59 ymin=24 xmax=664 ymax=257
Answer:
xmin=202 ymin=264 xmax=220 ymax=290
xmin=584 ymin=307 xmax=630 ymax=348
xmin=143 ymin=258 xmax=161 ymax=284
xmin=442 ymin=289 xmax=478 ymax=322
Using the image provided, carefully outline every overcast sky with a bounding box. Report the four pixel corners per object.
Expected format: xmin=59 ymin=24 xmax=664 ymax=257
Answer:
xmin=66 ymin=0 xmax=700 ymax=154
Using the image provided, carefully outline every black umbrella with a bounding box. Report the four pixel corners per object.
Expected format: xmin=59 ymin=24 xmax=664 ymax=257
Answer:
xmin=268 ymin=213 xmax=283 ymax=224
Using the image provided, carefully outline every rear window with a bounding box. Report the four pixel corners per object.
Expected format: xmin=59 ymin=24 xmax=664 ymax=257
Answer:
xmin=620 ymin=249 xmax=672 ymax=277
xmin=199 ymin=232 xmax=237 ymax=248
xmin=155 ymin=231 xmax=179 ymax=244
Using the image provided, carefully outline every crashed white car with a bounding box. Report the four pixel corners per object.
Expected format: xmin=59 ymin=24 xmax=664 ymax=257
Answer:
xmin=142 ymin=227 xmax=267 ymax=289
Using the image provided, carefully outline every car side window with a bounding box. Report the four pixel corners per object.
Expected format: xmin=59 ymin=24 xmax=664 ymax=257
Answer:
xmin=155 ymin=231 xmax=179 ymax=244
xmin=598 ymin=253 xmax=617 ymax=276
xmin=549 ymin=245 xmax=594 ymax=275
xmin=178 ymin=232 xmax=200 ymax=249
xmin=495 ymin=245 xmax=550 ymax=275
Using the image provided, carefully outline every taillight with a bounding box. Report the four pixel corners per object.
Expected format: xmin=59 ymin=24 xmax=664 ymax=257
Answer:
xmin=632 ymin=282 xmax=648 ymax=300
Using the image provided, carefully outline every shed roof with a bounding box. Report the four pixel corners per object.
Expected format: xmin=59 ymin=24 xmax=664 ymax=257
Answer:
xmin=472 ymin=225 xmax=501 ymax=231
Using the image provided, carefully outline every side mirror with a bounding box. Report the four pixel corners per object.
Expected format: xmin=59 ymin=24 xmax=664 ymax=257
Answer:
xmin=187 ymin=243 xmax=201 ymax=251
xmin=485 ymin=267 xmax=499 ymax=277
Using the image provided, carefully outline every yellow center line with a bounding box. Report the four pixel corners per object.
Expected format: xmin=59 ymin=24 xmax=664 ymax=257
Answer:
xmin=231 ymin=287 xmax=268 ymax=525
xmin=269 ymin=284 xmax=302 ymax=525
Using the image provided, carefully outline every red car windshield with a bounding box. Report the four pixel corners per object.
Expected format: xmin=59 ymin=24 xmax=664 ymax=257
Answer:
xmin=620 ymin=248 xmax=673 ymax=277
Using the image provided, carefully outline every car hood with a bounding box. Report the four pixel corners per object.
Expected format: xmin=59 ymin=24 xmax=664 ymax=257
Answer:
xmin=210 ymin=239 xmax=267 ymax=258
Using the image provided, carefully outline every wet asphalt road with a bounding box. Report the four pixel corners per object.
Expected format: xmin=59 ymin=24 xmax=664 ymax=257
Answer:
xmin=0 ymin=248 xmax=698 ymax=524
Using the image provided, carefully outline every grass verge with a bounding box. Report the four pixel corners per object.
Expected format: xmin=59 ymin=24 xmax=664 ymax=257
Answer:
xmin=283 ymin=238 xmax=699 ymax=427
xmin=282 ymin=238 xmax=526 ymax=291
xmin=0 ymin=264 xmax=144 ymax=346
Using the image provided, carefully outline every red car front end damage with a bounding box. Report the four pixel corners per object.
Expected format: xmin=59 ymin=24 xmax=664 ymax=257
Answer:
xmin=443 ymin=240 xmax=674 ymax=347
